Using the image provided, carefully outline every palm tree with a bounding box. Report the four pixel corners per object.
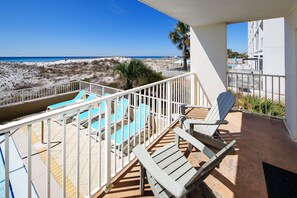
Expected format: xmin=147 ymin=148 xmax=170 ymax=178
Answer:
xmin=169 ymin=21 xmax=190 ymax=70
xmin=114 ymin=60 xmax=149 ymax=90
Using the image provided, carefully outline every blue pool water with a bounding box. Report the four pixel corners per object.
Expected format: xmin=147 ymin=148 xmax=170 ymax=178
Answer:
xmin=0 ymin=148 xmax=14 ymax=198
xmin=0 ymin=56 xmax=169 ymax=63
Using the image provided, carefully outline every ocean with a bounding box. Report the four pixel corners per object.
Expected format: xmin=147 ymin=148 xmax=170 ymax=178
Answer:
xmin=0 ymin=56 xmax=171 ymax=63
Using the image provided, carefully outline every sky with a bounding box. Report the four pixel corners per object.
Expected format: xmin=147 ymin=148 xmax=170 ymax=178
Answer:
xmin=0 ymin=0 xmax=247 ymax=57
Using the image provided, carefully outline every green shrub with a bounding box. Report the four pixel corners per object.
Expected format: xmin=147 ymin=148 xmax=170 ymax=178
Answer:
xmin=229 ymin=90 xmax=285 ymax=118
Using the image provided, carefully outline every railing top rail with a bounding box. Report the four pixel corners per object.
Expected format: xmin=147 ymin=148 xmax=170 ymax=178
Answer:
xmin=0 ymin=72 xmax=195 ymax=133
xmin=80 ymin=81 xmax=122 ymax=92
xmin=2 ymin=81 xmax=80 ymax=94
xmin=227 ymin=71 xmax=285 ymax=78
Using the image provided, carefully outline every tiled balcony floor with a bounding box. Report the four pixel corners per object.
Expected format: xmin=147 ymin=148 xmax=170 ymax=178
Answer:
xmin=98 ymin=109 xmax=297 ymax=198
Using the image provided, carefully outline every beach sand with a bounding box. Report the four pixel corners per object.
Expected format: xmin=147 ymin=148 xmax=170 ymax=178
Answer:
xmin=0 ymin=57 xmax=182 ymax=95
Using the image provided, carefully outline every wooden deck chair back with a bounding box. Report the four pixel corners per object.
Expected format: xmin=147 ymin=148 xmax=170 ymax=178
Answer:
xmin=204 ymin=92 xmax=235 ymax=134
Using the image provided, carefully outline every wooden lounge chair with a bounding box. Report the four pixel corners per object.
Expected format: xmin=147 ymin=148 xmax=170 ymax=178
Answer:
xmin=179 ymin=91 xmax=235 ymax=149
xmin=133 ymin=127 xmax=236 ymax=198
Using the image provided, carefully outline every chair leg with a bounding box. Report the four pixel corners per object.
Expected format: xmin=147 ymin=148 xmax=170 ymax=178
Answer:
xmin=140 ymin=164 xmax=145 ymax=196
xmin=199 ymin=182 xmax=216 ymax=198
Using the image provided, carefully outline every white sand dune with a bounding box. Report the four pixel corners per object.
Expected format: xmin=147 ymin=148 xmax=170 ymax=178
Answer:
xmin=0 ymin=56 xmax=182 ymax=94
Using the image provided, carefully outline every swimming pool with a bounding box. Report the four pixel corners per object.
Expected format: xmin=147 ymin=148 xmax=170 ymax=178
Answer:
xmin=0 ymin=147 xmax=14 ymax=198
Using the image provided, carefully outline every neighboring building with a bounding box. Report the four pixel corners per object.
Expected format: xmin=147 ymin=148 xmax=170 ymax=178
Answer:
xmin=248 ymin=18 xmax=285 ymax=95
xmin=248 ymin=18 xmax=285 ymax=76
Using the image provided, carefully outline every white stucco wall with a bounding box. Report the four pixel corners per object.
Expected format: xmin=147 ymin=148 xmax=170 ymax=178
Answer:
xmin=263 ymin=18 xmax=285 ymax=95
xmin=285 ymin=7 xmax=297 ymax=140
xmin=190 ymin=23 xmax=227 ymax=104
xmin=263 ymin=18 xmax=285 ymax=76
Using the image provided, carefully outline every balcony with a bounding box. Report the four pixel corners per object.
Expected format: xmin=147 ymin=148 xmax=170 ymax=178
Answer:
xmin=0 ymin=72 xmax=296 ymax=197
xmin=98 ymin=108 xmax=297 ymax=197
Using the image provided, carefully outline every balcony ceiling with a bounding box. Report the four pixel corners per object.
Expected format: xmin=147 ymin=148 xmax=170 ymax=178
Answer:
xmin=139 ymin=0 xmax=297 ymax=26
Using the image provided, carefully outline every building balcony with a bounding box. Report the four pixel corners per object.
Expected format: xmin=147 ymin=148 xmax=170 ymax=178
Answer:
xmin=98 ymin=108 xmax=297 ymax=197
xmin=0 ymin=72 xmax=295 ymax=197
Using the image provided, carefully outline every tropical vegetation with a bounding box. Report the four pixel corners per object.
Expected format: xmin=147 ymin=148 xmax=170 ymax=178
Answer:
xmin=169 ymin=21 xmax=190 ymax=70
xmin=227 ymin=49 xmax=248 ymax=59
xmin=114 ymin=59 xmax=163 ymax=90
xmin=231 ymin=91 xmax=285 ymax=118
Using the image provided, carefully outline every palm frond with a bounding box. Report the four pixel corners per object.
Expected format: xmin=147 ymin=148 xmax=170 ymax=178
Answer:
xmin=169 ymin=31 xmax=182 ymax=44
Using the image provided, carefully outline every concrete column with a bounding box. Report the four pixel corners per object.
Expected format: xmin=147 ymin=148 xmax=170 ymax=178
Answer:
xmin=190 ymin=23 xmax=227 ymax=104
xmin=284 ymin=7 xmax=297 ymax=140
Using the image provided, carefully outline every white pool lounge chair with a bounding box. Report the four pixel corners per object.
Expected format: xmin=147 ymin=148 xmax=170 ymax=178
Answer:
xmin=133 ymin=127 xmax=236 ymax=198
xmin=179 ymin=91 xmax=235 ymax=149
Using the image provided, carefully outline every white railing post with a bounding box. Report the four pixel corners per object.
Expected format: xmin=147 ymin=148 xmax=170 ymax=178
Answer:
xmin=62 ymin=114 xmax=67 ymax=198
xmin=79 ymin=81 xmax=82 ymax=90
xmin=166 ymin=81 xmax=171 ymax=127
xmin=157 ymin=88 xmax=162 ymax=133
xmin=76 ymin=110 xmax=80 ymax=198
xmin=28 ymin=125 xmax=32 ymax=198
xmin=102 ymin=87 xmax=105 ymax=96
xmin=191 ymin=74 xmax=196 ymax=105
xmin=54 ymin=86 xmax=57 ymax=96
xmin=104 ymin=99 xmax=113 ymax=192
xmin=21 ymin=90 xmax=24 ymax=103
xmin=4 ymin=132 xmax=9 ymax=198
xmin=46 ymin=119 xmax=51 ymax=198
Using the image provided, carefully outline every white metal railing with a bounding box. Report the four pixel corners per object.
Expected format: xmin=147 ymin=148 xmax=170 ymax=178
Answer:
xmin=227 ymin=71 xmax=285 ymax=118
xmin=0 ymin=81 xmax=80 ymax=107
xmin=0 ymin=72 xmax=208 ymax=198
xmin=80 ymin=81 xmax=121 ymax=96
xmin=0 ymin=81 xmax=122 ymax=107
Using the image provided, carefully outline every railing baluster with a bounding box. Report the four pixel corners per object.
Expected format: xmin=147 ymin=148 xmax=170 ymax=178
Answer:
xmin=98 ymin=102 xmax=102 ymax=188
xmin=114 ymin=97 xmax=118 ymax=174
xmin=121 ymin=96 xmax=124 ymax=167
xmin=62 ymin=114 xmax=67 ymax=198
xmin=143 ymin=89 xmax=146 ymax=147
xmin=104 ymin=100 xmax=112 ymax=191
xmin=162 ymin=83 xmax=165 ymax=131
xmin=4 ymin=132 xmax=9 ymax=198
xmin=241 ymin=73 xmax=244 ymax=110
xmin=88 ymin=106 xmax=92 ymax=197
xmin=158 ymin=85 xmax=162 ymax=134
xmin=152 ymin=86 xmax=155 ymax=140
xmin=76 ymin=109 xmax=80 ymax=198
xmin=127 ymin=94 xmax=131 ymax=161
xmin=46 ymin=119 xmax=51 ymax=198
xmin=133 ymin=93 xmax=137 ymax=147
xmin=278 ymin=77 xmax=281 ymax=116
xmin=28 ymin=125 xmax=32 ymax=198
xmin=265 ymin=76 xmax=268 ymax=114
xmin=252 ymin=74 xmax=255 ymax=111
xmin=271 ymin=76 xmax=274 ymax=116
xmin=138 ymin=92 xmax=141 ymax=145
xmin=191 ymin=74 xmax=195 ymax=105
xmin=148 ymin=88 xmax=151 ymax=144
xmin=259 ymin=75 xmax=261 ymax=115
xmin=166 ymin=81 xmax=171 ymax=128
